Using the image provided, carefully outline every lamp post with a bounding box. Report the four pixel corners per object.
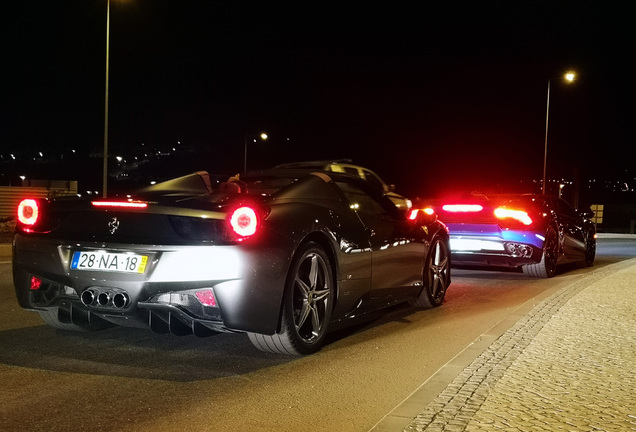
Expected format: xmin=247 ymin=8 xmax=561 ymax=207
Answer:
xmin=542 ymin=71 xmax=575 ymax=195
xmin=244 ymin=133 xmax=268 ymax=172
xmin=103 ymin=0 xmax=111 ymax=198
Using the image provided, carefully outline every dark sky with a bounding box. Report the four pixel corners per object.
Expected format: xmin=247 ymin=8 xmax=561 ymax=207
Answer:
xmin=3 ymin=1 xmax=634 ymax=197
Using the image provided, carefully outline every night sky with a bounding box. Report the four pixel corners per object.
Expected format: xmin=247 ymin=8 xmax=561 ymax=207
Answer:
xmin=3 ymin=1 xmax=634 ymax=198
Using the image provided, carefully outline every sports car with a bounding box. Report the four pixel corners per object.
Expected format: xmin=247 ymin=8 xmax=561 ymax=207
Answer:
xmin=13 ymin=169 xmax=450 ymax=355
xmin=419 ymin=193 xmax=596 ymax=278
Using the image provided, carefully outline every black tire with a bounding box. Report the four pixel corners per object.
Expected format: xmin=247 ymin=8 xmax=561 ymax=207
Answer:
xmin=410 ymin=237 xmax=450 ymax=309
xmin=584 ymin=228 xmax=596 ymax=267
xmin=248 ymin=242 xmax=334 ymax=355
xmin=523 ymin=226 xmax=558 ymax=278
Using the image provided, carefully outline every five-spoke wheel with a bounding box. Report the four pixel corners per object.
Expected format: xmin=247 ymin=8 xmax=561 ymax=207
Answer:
xmin=410 ymin=237 xmax=450 ymax=308
xmin=248 ymin=242 xmax=334 ymax=355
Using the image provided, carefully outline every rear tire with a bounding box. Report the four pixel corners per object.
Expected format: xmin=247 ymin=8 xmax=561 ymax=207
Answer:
xmin=410 ymin=237 xmax=450 ymax=309
xmin=248 ymin=242 xmax=334 ymax=355
xmin=523 ymin=226 xmax=558 ymax=278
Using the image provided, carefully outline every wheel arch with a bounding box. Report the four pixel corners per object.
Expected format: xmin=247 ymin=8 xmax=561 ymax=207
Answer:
xmin=273 ymin=230 xmax=339 ymax=334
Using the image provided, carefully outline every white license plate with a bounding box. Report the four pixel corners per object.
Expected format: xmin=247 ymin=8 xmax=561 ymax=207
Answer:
xmin=71 ymin=251 xmax=148 ymax=273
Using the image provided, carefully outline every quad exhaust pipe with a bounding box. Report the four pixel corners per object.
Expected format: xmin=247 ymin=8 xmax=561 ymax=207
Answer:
xmin=81 ymin=289 xmax=130 ymax=309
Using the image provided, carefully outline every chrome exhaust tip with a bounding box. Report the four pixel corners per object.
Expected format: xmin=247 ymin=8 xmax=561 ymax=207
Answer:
xmin=80 ymin=289 xmax=96 ymax=306
xmin=112 ymin=292 xmax=130 ymax=309
xmin=97 ymin=291 xmax=111 ymax=306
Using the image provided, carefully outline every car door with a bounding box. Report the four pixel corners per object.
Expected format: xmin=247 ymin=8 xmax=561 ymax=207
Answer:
xmin=555 ymin=198 xmax=586 ymax=259
xmin=334 ymin=179 xmax=425 ymax=298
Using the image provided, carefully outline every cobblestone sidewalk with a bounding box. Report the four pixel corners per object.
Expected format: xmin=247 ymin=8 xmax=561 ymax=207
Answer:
xmin=405 ymin=260 xmax=636 ymax=432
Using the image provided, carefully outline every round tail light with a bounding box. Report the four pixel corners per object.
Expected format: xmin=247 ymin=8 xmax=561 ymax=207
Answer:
xmin=17 ymin=199 xmax=39 ymax=226
xmin=229 ymin=206 xmax=259 ymax=237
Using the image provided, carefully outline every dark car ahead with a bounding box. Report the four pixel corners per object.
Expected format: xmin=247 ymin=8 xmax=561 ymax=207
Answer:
xmin=418 ymin=193 xmax=596 ymax=278
xmin=13 ymin=169 xmax=450 ymax=355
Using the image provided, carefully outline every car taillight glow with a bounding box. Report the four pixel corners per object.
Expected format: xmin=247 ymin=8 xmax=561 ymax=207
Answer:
xmin=195 ymin=289 xmax=217 ymax=307
xmin=92 ymin=201 xmax=148 ymax=208
xmin=442 ymin=204 xmax=483 ymax=212
xmin=494 ymin=207 xmax=533 ymax=226
xmin=229 ymin=206 xmax=259 ymax=237
xmin=18 ymin=199 xmax=39 ymax=225
xmin=30 ymin=276 xmax=42 ymax=291
xmin=408 ymin=207 xmax=435 ymax=220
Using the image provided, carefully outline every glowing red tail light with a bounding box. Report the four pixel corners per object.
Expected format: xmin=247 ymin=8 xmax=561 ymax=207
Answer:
xmin=92 ymin=201 xmax=148 ymax=208
xmin=30 ymin=276 xmax=42 ymax=291
xmin=195 ymin=289 xmax=217 ymax=307
xmin=442 ymin=204 xmax=483 ymax=212
xmin=229 ymin=206 xmax=259 ymax=237
xmin=494 ymin=207 xmax=533 ymax=226
xmin=17 ymin=199 xmax=40 ymax=226
xmin=408 ymin=207 xmax=435 ymax=220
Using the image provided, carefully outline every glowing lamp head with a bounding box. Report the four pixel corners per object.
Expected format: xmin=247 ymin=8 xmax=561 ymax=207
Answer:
xmin=17 ymin=199 xmax=39 ymax=226
xmin=408 ymin=207 xmax=435 ymax=220
xmin=494 ymin=207 xmax=533 ymax=226
xmin=229 ymin=206 xmax=259 ymax=237
xmin=195 ymin=289 xmax=217 ymax=307
xmin=442 ymin=204 xmax=483 ymax=213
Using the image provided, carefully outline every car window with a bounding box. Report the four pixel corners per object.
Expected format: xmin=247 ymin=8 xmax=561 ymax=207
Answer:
xmin=335 ymin=180 xmax=402 ymax=220
xmin=557 ymin=198 xmax=578 ymax=219
xmin=342 ymin=166 xmax=359 ymax=176
xmin=362 ymin=170 xmax=386 ymax=192
xmin=240 ymin=175 xmax=297 ymax=194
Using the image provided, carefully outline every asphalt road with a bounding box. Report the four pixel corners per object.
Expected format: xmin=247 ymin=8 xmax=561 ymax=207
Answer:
xmin=0 ymin=236 xmax=634 ymax=432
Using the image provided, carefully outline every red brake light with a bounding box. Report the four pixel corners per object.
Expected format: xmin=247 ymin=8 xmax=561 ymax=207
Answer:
xmin=30 ymin=276 xmax=42 ymax=291
xmin=494 ymin=207 xmax=533 ymax=226
xmin=408 ymin=208 xmax=435 ymax=220
xmin=442 ymin=204 xmax=483 ymax=212
xmin=18 ymin=199 xmax=39 ymax=225
xmin=229 ymin=206 xmax=259 ymax=237
xmin=195 ymin=289 xmax=217 ymax=307
xmin=92 ymin=201 xmax=148 ymax=208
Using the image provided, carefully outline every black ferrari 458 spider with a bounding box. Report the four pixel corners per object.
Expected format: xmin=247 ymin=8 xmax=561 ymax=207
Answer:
xmin=13 ymin=169 xmax=451 ymax=355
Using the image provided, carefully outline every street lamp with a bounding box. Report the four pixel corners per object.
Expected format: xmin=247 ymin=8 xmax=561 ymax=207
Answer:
xmin=542 ymin=71 xmax=576 ymax=195
xmin=103 ymin=0 xmax=111 ymax=198
xmin=244 ymin=133 xmax=268 ymax=172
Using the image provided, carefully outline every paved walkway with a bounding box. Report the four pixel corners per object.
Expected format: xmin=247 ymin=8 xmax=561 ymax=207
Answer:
xmin=373 ymin=255 xmax=636 ymax=431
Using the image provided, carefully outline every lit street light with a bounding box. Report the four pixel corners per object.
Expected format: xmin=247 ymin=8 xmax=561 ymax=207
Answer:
xmin=244 ymin=133 xmax=268 ymax=172
xmin=542 ymin=71 xmax=576 ymax=195
xmin=103 ymin=0 xmax=111 ymax=198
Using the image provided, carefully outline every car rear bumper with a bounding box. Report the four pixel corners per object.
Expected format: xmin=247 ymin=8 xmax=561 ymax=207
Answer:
xmin=12 ymin=234 xmax=290 ymax=335
xmin=449 ymin=232 xmax=544 ymax=268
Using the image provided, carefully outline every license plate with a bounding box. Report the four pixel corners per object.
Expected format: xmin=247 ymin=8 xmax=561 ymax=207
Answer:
xmin=71 ymin=251 xmax=148 ymax=273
